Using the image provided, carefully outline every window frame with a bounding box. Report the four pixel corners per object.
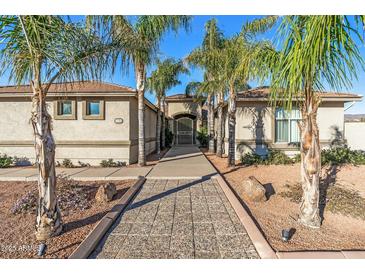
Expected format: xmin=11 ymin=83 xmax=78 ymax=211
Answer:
xmin=274 ymin=107 xmax=301 ymax=144
xmin=82 ymin=98 xmax=105 ymax=120
xmin=54 ymin=99 xmax=77 ymax=120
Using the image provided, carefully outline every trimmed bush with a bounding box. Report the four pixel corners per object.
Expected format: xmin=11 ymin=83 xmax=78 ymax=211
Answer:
xmin=62 ymin=158 xmax=74 ymax=168
xmin=0 ymin=154 xmax=14 ymax=168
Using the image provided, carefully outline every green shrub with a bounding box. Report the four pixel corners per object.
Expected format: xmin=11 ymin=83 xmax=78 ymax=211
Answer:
xmin=241 ymin=152 xmax=264 ymax=165
xmin=62 ymin=158 xmax=74 ymax=168
xmin=197 ymin=127 xmax=208 ymax=147
xmin=100 ymin=158 xmax=126 ymax=167
xmin=241 ymin=149 xmax=296 ymax=165
xmin=165 ymin=128 xmax=173 ymax=147
xmin=321 ymin=146 xmax=365 ymax=165
xmin=0 ymin=154 xmax=14 ymax=168
xmin=266 ymin=149 xmax=293 ymax=165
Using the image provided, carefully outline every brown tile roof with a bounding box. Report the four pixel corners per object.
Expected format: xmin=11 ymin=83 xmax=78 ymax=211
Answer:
xmin=0 ymin=80 xmax=135 ymax=94
xmin=165 ymin=93 xmax=194 ymax=100
xmin=237 ymin=86 xmax=362 ymax=101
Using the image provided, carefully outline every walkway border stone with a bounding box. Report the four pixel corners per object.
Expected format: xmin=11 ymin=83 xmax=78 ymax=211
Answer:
xmin=69 ymin=176 xmax=146 ymax=259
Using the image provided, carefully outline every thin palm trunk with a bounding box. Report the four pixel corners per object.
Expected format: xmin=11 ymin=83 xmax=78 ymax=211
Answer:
xmin=216 ymin=90 xmax=224 ymax=157
xmin=161 ymin=96 xmax=166 ymax=148
xmin=156 ymin=97 xmax=161 ymax=156
xmin=298 ymin=92 xmax=321 ymax=228
xmin=227 ymin=87 xmax=236 ymax=166
xmin=136 ymin=62 xmax=146 ymax=166
xmin=32 ymin=63 xmax=62 ymax=240
xmin=207 ymin=94 xmax=214 ymax=152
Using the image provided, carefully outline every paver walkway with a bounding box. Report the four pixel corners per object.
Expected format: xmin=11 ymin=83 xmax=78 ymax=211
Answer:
xmin=91 ymin=146 xmax=259 ymax=259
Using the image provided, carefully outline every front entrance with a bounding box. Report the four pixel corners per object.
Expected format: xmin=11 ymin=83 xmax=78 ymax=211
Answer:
xmin=177 ymin=117 xmax=193 ymax=144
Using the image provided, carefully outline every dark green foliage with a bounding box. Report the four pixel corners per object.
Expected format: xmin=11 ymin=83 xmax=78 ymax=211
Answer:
xmin=241 ymin=149 xmax=297 ymax=165
xmin=165 ymin=128 xmax=173 ymax=147
xmin=62 ymin=158 xmax=74 ymax=168
xmin=0 ymin=154 xmax=13 ymax=168
xmin=197 ymin=127 xmax=208 ymax=147
xmin=100 ymin=158 xmax=126 ymax=167
xmin=321 ymin=147 xmax=365 ymax=165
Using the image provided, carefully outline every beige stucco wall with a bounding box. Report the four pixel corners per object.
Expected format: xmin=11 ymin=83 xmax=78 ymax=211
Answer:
xmin=128 ymin=97 xmax=157 ymax=164
xmin=345 ymin=122 xmax=365 ymax=150
xmin=167 ymin=101 xmax=200 ymax=118
xmin=0 ymin=96 xmax=134 ymax=165
xmin=222 ymin=101 xmax=345 ymax=160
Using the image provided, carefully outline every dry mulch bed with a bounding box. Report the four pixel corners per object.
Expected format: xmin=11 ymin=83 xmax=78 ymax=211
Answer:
xmin=203 ymin=150 xmax=365 ymax=252
xmin=0 ymin=179 xmax=134 ymax=259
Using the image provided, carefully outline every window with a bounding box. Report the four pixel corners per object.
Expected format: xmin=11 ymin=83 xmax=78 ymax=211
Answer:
xmin=87 ymin=101 xmax=100 ymax=115
xmin=58 ymin=101 xmax=72 ymax=115
xmin=275 ymin=108 xmax=301 ymax=143
xmin=54 ymin=99 xmax=76 ymax=120
xmin=82 ymin=99 xmax=104 ymax=120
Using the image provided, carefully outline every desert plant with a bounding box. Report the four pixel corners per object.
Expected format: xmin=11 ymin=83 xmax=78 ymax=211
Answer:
xmin=78 ymin=161 xmax=90 ymax=167
xmin=0 ymin=154 xmax=14 ymax=168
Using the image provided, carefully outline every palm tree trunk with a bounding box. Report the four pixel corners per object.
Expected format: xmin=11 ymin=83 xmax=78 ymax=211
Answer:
xmin=216 ymin=91 xmax=224 ymax=157
xmin=298 ymin=94 xmax=321 ymax=228
xmin=228 ymin=88 xmax=236 ymax=167
xmin=156 ymin=97 xmax=161 ymax=156
xmin=207 ymin=94 xmax=215 ymax=152
xmin=161 ymin=96 xmax=166 ymax=148
xmin=136 ymin=63 xmax=146 ymax=166
xmin=31 ymin=78 xmax=62 ymax=241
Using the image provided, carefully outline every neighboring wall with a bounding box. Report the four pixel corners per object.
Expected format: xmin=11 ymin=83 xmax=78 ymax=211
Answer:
xmin=129 ymin=97 xmax=157 ymax=164
xmin=0 ymin=96 xmax=132 ymax=165
xmin=222 ymin=101 xmax=345 ymax=160
xmin=345 ymin=122 xmax=365 ymax=150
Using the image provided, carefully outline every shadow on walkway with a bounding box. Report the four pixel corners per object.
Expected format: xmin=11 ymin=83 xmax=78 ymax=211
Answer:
xmin=128 ymin=172 xmax=217 ymax=211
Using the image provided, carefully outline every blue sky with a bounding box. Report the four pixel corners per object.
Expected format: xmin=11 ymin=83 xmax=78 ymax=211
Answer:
xmin=0 ymin=15 xmax=364 ymax=113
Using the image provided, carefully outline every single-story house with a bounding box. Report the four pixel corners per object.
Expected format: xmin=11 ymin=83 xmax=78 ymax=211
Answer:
xmin=0 ymin=81 xmax=158 ymax=165
xmin=220 ymin=87 xmax=363 ymax=160
xmin=0 ymin=82 xmax=362 ymax=165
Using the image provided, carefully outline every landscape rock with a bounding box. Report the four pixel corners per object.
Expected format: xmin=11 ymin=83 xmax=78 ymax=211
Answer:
xmin=241 ymin=176 xmax=267 ymax=202
xmin=95 ymin=182 xmax=117 ymax=203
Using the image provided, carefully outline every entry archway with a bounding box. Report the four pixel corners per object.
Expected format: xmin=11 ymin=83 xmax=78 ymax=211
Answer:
xmin=173 ymin=113 xmax=197 ymax=145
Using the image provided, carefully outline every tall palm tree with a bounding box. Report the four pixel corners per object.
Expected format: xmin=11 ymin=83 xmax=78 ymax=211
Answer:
xmin=147 ymin=58 xmax=189 ymax=155
xmin=186 ymin=18 xmax=224 ymax=153
xmin=0 ymin=16 xmax=118 ymax=240
xmin=214 ymin=35 xmax=273 ymax=166
xmin=246 ymin=15 xmax=365 ymax=228
xmin=89 ymin=16 xmax=191 ymax=166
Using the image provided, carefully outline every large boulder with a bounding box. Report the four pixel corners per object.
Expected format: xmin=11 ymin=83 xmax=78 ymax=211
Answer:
xmin=241 ymin=176 xmax=267 ymax=202
xmin=95 ymin=182 xmax=117 ymax=203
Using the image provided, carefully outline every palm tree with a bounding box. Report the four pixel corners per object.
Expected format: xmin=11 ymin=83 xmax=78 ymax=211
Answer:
xmin=247 ymin=15 xmax=365 ymax=228
xmin=186 ymin=18 xmax=224 ymax=153
xmin=89 ymin=16 xmax=191 ymax=166
xmin=214 ymin=35 xmax=273 ymax=166
xmin=147 ymin=58 xmax=189 ymax=155
xmin=0 ymin=16 xmax=118 ymax=240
